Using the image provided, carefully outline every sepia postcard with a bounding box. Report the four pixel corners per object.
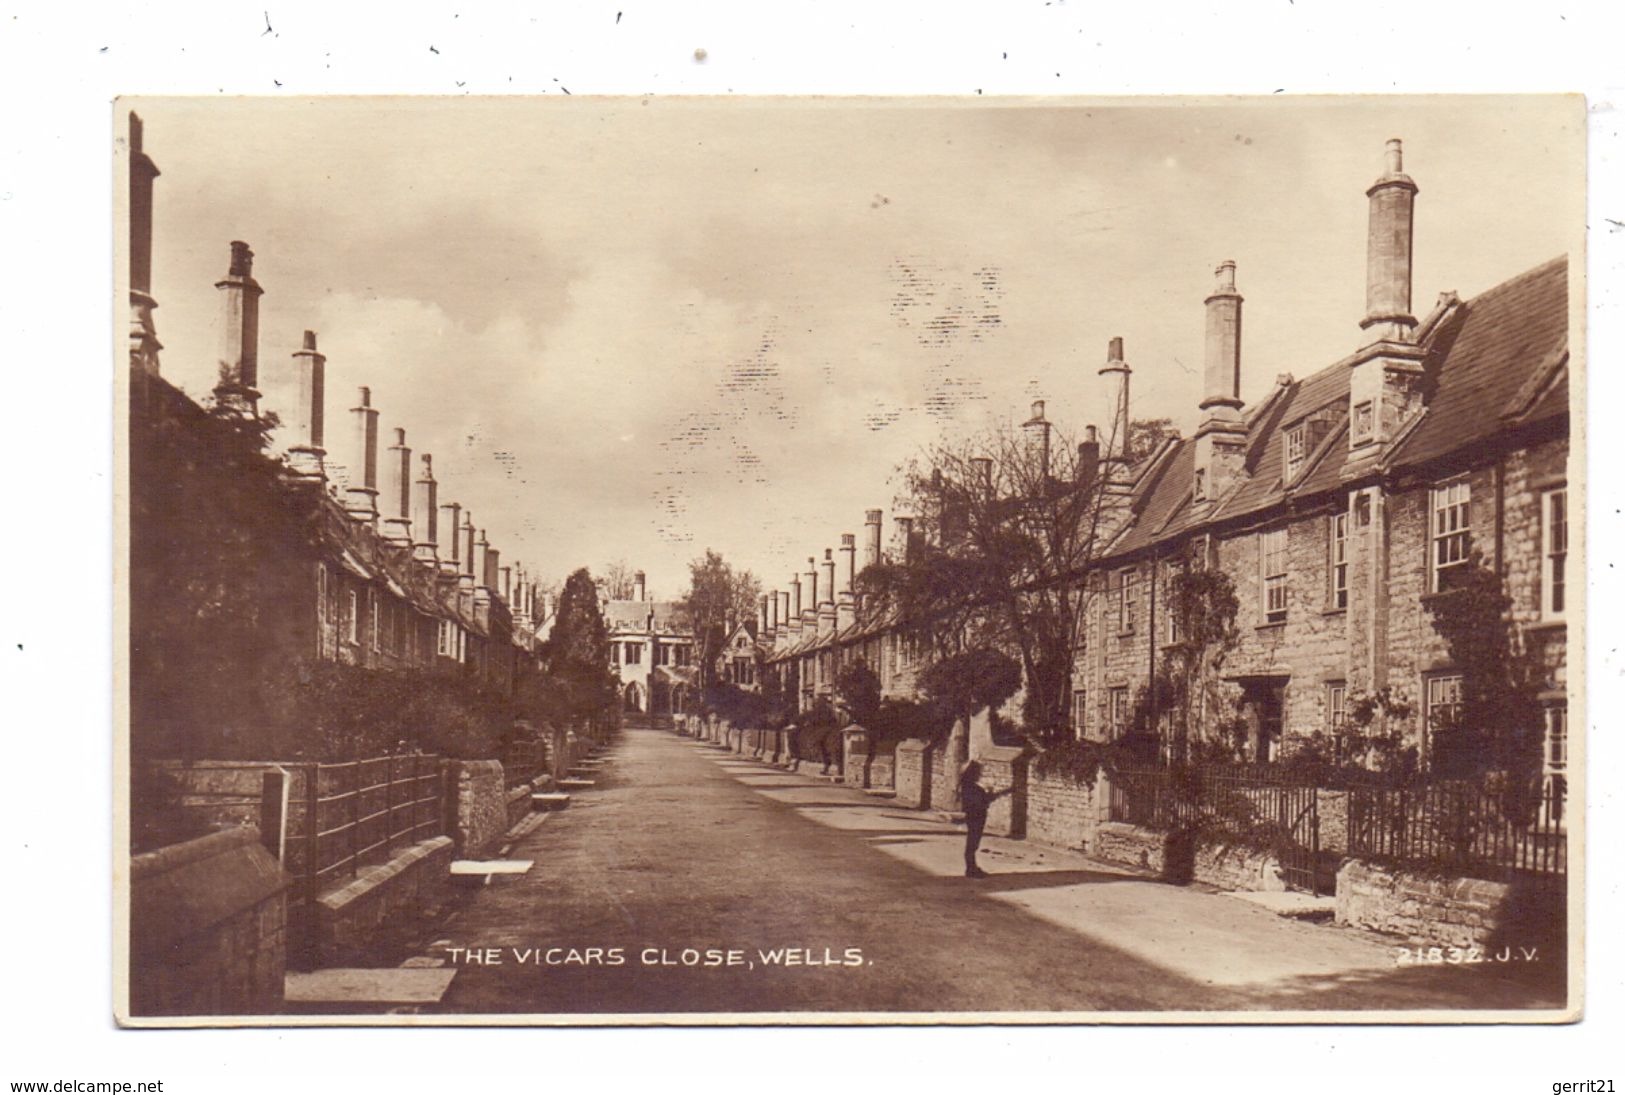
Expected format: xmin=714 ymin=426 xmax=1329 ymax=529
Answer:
xmin=115 ymin=95 xmax=1585 ymax=1026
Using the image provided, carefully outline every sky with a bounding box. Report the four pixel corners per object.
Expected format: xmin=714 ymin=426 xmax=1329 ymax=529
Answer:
xmin=127 ymin=96 xmax=1583 ymax=601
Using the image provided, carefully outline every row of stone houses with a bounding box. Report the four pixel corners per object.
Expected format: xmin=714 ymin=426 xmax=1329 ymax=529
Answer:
xmin=751 ymin=138 xmax=1571 ymax=797
xmin=127 ymin=114 xmax=554 ymax=754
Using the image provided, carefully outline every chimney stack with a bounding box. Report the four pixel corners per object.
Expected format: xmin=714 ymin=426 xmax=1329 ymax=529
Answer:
xmin=1361 ymin=138 xmax=1419 ymax=342
xmin=758 ymin=594 xmax=770 ymax=634
xmin=820 ymin=550 xmax=835 ymax=608
xmin=1078 ymin=425 xmax=1100 ymax=494
xmin=1201 ymin=261 xmax=1244 ymax=421
xmin=413 ymin=454 xmax=439 ymax=564
xmin=894 ymin=516 xmax=915 ymax=563
xmin=213 ymin=241 xmax=263 ymax=415
xmin=971 ymin=457 xmax=993 ymax=492
xmin=476 ymin=530 xmax=498 ymax=590
xmin=778 ymin=588 xmax=792 ymax=637
xmin=634 ymin=570 xmax=647 ymax=602
xmin=863 ymin=509 xmax=883 ymax=570
xmin=839 ymin=535 xmax=856 ymax=595
xmin=345 ymin=387 xmax=380 ymax=526
xmin=439 ymin=500 xmax=462 ymax=575
xmin=768 ymin=589 xmax=780 ymax=632
xmin=788 ymin=577 xmax=802 ymax=631
xmin=381 ymin=426 xmax=412 ymax=543
xmin=287 ymin=330 xmax=326 ymax=480
xmin=804 ymin=559 xmax=819 ymax=623
xmin=500 ymin=564 xmax=512 ymax=604
xmin=461 ymin=513 xmax=477 ymax=581
xmin=1193 ymin=263 xmax=1251 ymax=503
xmin=1099 ymin=338 xmax=1131 ymax=464
xmin=128 ymin=113 xmax=162 ymax=377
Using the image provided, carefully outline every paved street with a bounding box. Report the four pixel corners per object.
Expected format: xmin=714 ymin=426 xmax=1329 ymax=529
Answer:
xmin=432 ymin=725 xmax=1561 ymax=1016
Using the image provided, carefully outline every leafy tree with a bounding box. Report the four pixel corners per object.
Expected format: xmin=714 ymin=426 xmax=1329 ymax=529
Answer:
xmin=833 ymin=657 xmax=882 ymax=727
xmin=679 ymin=549 xmax=762 ymax=689
xmin=859 ymin=416 xmax=1126 ymax=745
xmin=1126 ymin=416 xmax=1179 ymax=463
xmin=1156 ymin=564 xmax=1241 ymax=765
xmin=544 ymin=567 xmax=617 ymax=725
xmin=1423 ymin=554 xmax=1546 ymax=813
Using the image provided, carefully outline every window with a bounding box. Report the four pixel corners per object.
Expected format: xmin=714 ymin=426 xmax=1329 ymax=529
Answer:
xmin=317 ymin=563 xmax=329 ymax=623
xmin=1326 ymin=681 xmax=1347 ymax=733
xmin=1543 ymin=488 xmax=1567 ymax=618
xmin=1353 ymin=400 xmax=1374 ymax=441
xmin=1116 ymin=568 xmax=1138 ymax=633
xmin=345 ymin=589 xmax=359 ymax=645
xmin=437 ymin=618 xmax=451 ymax=657
xmin=1260 ymin=528 xmax=1288 ymax=623
xmin=625 ymin=642 xmax=641 ymax=665
xmin=1166 ymin=600 xmax=1181 ymax=645
xmin=1107 ymin=687 xmax=1130 ymax=738
xmin=1329 ymin=512 xmax=1349 ymax=610
xmin=1424 ymin=674 xmax=1463 ymax=750
xmin=369 ymin=594 xmax=381 ymax=653
xmin=1430 ymin=480 xmax=1471 ymax=591
xmin=1541 ymin=703 xmax=1568 ymax=830
xmin=1284 ymin=424 xmax=1308 ymax=481
xmin=656 ymin=643 xmax=672 ymax=667
xmin=675 ymin=645 xmax=690 ymax=667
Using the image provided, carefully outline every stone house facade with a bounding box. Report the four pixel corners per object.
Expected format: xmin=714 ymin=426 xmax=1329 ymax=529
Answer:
xmin=1070 ymin=140 xmax=1570 ymax=796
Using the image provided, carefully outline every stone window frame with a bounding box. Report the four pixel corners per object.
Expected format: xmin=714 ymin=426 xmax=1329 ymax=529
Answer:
xmin=369 ymin=590 xmax=381 ymax=654
xmin=1115 ymin=566 xmax=1138 ymax=635
xmin=1107 ymin=685 xmax=1130 ymax=739
xmin=1071 ymin=687 xmax=1088 ymax=737
xmin=1260 ymin=526 xmax=1289 ymax=624
xmin=345 ymin=587 xmax=360 ymax=646
xmin=624 ymin=641 xmax=642 ymax=665
xmin=1193 ymin=467 xmax=1207 ymax=502
xmin=1429 ymin=478 xmax=1472 ymax=592
xmin=316 ymin=562 xmax=330 ymax=625
xmin=1328 ymin=510 xmax=1349 ymax=611
xmin=1325 ymin=681 xmax=1348 ymax=759
xmin=1542 ymin=486 xmax=1568 ymax=620
xmin=1422 ymin=671 xmax=1463 ymax=757
xmin=1352 ymin=400 xmax=1375 ymax=441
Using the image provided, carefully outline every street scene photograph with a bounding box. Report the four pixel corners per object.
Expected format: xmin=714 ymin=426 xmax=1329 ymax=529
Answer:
xmin=116 ymin=95 xmax=1583 ymax=1024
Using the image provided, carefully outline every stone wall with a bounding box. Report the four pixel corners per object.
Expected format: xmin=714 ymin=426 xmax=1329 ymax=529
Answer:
xmin=129 ymin=826 xmax=289 ymax=1017
xmin=315 ymin=835 xmax=454 ymax=964
xmin=1088 ymin=821 xmax=1286 ymax=891
xmin=448 ymin=760 xmax=507 ymax=857
xmin=1318 ymin=789 xmax=1350 ymax=854
xmin=977 ymin=747 xmax=1029 ymax=838
xmin=841 ymin=726 xmax=871 ymax=789
xmin=1026 ymin=767 xmax=1104 ymax=851
xmin=869 ymin=752 xmax=895 ymax=790
xmin=895 ymin=740 xmax=932 ymax=808
xmin=1335 ymin=859 xmax=1567 ymax=951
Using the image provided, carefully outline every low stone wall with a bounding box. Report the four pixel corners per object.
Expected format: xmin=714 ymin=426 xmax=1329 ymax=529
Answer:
xmin=1335 ymin=859 xmax=1566 ymax=951
xmin=841 ymin=726 xmax=871 ymax=789
xmin=505 ymin=783 xmax=534 ymax=830
xmin=978 ymin=747 xmax=1029 ymax=838
xmin=448 ymin=760 xmax=507 ymax=857
xmin=1025 ymin=767 xmax=1103 ymax=851
xmin=1089 ymin=821 xmax=1286 ymax=891
xmin=895 ymin=740 xmax=933 ymax=808
xmin=129 ymin=826 xmax=289 ymax=1016
xmin=315 ymin=836 xmax=454 ymax=964
xmin=869 ymin=752 xmax=895 ymax=790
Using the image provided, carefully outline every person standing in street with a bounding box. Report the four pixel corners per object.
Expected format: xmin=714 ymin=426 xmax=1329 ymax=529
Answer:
xmin=959 ymin=760 xmax=1010 ymax=878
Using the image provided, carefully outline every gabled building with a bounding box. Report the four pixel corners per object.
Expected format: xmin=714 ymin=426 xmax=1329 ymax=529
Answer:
xmin=604 ymin=571 xmax=698 ymax=715
xmin=1074 ymin=140 xmax=1570 ymax=793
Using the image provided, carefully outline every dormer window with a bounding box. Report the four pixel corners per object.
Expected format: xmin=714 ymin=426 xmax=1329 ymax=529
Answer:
xmin=1284 ymin=425 xmax=1308 ymax=481
xmin=1193 ymin=467 xmax=1207 ymax=502
xmin=1353 ymin=401 xmax=1375 ymax=442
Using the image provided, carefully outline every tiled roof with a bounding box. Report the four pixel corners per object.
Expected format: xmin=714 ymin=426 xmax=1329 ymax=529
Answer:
xmin=603 ymin=599 xmax=691 ymax=633
xmin=1387 ymin=255 xmax=1568 ymax=469
xmin=1100 ymin=254 xmax=1567 ymax=562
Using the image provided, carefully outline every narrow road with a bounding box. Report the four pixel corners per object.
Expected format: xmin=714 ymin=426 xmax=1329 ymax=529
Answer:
xmin=432 ymin=726 xmax=1561 ymax=1016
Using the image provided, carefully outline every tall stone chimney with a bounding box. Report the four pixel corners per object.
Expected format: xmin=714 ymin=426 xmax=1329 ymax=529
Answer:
xmin=1078 ymin=425 xmax=1101 ymax=495
xmin=286 ymin=331 xmax=326 ymax=480
xmin=413 ymin=454 xmax=439 ymax=564
xmin=439 ymin=500 xmax=462 ymax=575
xmin=345 ymin=387 xmax=380 ymax=526
xmin=213 ymin=241 xmax=263 ymax=415
xmin=758 ymin=594 xmax=770 ymax=635
xmin=1022 ymin=400 xmax=1052 ymax=483
xmin=500 ymin=564 xmax=512 ymax=604
xmin=837 ymin=534 xmax=858 ymax=631
xmin=1099 ymin=338 xmax=1131 ymax=466
xmin=863 ymin=509 xmax=883 ymax=570
xmin=971 ymin=457 xmax=993 ymax=492
xmin=634 ymin=570 xmax=647 ymax=602
xmin=804 ymin=559 xmax=819 ymax=627
xmin=476 ymin=531 xmax=498 ymax=597
xmin=1362 ymin=139 xmax=1419 ymax=342
xmin=461 ymin=513 xmax=477 ymax=581
xmin=128 ymin=113 xmax=162 ymax=377
xmin=1193 ymin=262 xmax=1249 ymax=504
xmin=381 ymin=426 xmax=412 ymax=544
xmin=780 ymin=586 xmax=795 ymax=641
xmin=820 ymin=550 xmax=836 ymax=608
xmin=1349 ymin=139 xmax=1426 ymax=458
xmin=768 ymin=589 xmax=780 ymax=633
